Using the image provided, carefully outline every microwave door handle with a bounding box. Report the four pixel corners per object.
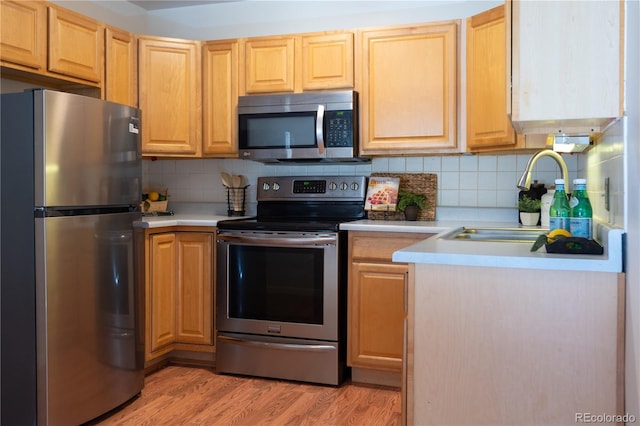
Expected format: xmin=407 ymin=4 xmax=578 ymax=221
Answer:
xmin=315 ymin=104 xmax=325 ymax=154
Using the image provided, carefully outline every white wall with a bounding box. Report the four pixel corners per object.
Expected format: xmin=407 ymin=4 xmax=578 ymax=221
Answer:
xmin=52 ymin=0 xmax=501 ymax=39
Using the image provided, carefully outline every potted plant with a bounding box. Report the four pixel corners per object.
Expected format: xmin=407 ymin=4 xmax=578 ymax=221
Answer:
xmin=518 ymin=195 xmax=542 ymax=226
xmin=397 ymin=190 xmax=427 ymax=221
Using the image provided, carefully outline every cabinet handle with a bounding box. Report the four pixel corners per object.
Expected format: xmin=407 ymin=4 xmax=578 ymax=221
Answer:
xmin=404 ymin=271 xmax=409 ymax=313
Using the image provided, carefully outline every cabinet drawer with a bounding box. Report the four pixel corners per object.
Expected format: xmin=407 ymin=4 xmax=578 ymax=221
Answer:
xmin=350 ymin=232 xmax=433 ymax=262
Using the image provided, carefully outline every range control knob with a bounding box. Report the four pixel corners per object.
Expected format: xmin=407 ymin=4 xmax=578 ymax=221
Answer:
xmin=350 ymin=182 xmax=360 ymax=191
xmin=272 ymin=183 xmax=280 ymax=191
xmin=328 ymin=182 xmax=338 ymax=191
xmin=339 ymin=182 xmax=348 ymax=190
xmin=262 ymin=182 xmax=270 ymax=191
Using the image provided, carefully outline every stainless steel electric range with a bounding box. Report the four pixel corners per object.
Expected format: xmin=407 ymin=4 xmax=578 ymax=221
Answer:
xmin=215 ymin=175 xmax=367 ymax=385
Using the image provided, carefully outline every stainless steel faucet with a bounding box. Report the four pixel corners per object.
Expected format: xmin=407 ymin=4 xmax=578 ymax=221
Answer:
xmin=517 ymin=149 xmax=569 ymax=191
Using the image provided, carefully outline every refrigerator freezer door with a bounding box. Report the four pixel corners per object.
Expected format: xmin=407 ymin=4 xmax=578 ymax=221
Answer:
xmin=34 ymin=90 xmax=141 ymax=208
xmin=35 ymin=211 xmax=144 ymax=425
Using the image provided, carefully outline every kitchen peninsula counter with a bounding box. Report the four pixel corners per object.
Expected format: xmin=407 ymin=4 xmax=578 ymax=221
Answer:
xmin=342 ymin=220 xmax=624 ymax=273
xmin=391 ymin=224 xmax=626 ymax=425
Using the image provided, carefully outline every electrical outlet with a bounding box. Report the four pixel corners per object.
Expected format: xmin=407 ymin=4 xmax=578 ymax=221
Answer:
xmin=604 ymin=177 xmax=610 ymax=211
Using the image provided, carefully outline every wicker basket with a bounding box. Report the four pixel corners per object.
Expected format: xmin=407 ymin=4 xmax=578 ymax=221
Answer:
xmin=141 ymin=200 xmax=169 ymax=212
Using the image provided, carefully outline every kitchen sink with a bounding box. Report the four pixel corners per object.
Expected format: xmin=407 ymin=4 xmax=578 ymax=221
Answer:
xmin=440 ymin=226 xmax=546 ymax=243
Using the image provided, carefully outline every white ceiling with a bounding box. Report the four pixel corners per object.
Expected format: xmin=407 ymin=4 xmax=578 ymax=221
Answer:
xmin=129 ymin=0 xmax=238 ymax=11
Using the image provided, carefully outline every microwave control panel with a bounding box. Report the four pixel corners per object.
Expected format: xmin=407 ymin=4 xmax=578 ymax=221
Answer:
xmin=325 ymin=110 xmax=353 ymax=148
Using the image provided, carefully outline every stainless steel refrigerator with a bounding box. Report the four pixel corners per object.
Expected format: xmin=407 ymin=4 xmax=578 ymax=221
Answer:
xmin=1 ymin=89 xmax=144 ymax=425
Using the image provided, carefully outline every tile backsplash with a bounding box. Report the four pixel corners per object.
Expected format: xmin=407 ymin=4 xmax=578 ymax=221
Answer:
xmin=144 ymin=153 xmax=578 ymax=215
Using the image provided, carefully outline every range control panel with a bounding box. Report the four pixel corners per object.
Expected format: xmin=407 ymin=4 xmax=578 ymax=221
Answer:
xmin=257 ymin=176 xmax=366 ymax=201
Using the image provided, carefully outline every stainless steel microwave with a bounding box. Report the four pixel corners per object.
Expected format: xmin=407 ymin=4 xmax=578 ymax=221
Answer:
xmin=237 ymin=90 xmax=366 ymax=163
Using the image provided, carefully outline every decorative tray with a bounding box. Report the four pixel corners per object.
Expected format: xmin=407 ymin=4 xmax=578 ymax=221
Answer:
xmin=545 ymin=237 xmax=604 ymax=255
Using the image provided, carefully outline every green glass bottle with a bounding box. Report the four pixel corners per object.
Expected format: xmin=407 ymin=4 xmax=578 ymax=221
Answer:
xmin=549 ymin=179 xmax=570 ymax=232
xmin=569 ymin=178 xmax=593 ymax=239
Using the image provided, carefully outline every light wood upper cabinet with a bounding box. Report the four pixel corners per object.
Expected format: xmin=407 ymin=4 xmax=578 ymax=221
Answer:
xmin=358 ymin=22 xmax=458 ymax=155
xmin=508 ymin=0 xmax=623 ymax=135
xmin=48 ymin=5 xmax=103 ymax=83
xmin=466 ymin=5 xmax=517 ymax=151
xmin=0 ymin=0 xmax=46 ymax=72
xmin=202 ymin=40 xmax=239 ymax=157
xmin=241 ymin=31 xmax=354 ymax=94
xmin=302 ymin=32 xmax=354 ymax=91
xmin=243 ymin=36 xmax=295 ymax=94
xmin=105 ymin=27 xmax=137 ymax=107
xmin=138 ymin=36 xmax=202 ymax=157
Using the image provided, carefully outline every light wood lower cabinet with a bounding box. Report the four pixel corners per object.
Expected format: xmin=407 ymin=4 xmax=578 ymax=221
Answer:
xmin=145 ymin=228 xmax=214 ymax=365
xmin=348 ymin=231 xmax=433 ymax=387
xmin=406 ymin=264 xmax=625 ymax=425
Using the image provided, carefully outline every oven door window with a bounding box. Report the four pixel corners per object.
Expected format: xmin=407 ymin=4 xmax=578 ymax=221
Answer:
xmin=228 ymin=244 xmax=323 ymax=324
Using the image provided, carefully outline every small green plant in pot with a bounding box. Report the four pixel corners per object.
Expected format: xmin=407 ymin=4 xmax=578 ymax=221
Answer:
xmin=518 ymin=195 xmax=542 ymax=226
xmin=397 ymin=190 xmax=427 ymax=221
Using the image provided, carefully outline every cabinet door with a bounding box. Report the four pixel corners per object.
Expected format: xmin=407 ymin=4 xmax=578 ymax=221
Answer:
xmin=105 ymin=27 xmax=137 ymax=107
xmin=147 ymin=233 xmax=177 ymax=358
xmin=466 ymin=6 xmax=517 ymax=151
xmin=302 ymin=32 xmax=354 ymax=90
xmin=349 ymin=262 xmax=407 ymax=371
xmin=359 ymin=23 xmax=457 ymax=155
xmin=203 ymin=40 xmax=239 ymax=157
xmin=0 ymin=0 xmax=46 ymax=71
xmin=509 ymin=1 xmax=623 ymax=134
xmin=138 ymin=37 xmax=202 ymax=156
xmin=244 ymin=36 xmax=295 ymax=93
xmin=48 ymin=5 xmax=103 ymax=83
xmin=175 ymin=233 xmax=213 ymax=345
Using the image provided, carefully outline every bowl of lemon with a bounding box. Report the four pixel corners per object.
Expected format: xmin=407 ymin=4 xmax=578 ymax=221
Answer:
xmin=141 ymin=189 xmax=169 ymax=212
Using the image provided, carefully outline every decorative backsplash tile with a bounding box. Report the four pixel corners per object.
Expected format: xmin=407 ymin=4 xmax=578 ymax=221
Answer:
xmin=143 ymin=153 xmax=580 ymax=211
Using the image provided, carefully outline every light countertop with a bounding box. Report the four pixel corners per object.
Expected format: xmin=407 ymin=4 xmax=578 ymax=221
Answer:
xmin=340 ymin=219 xmax=461 ymax=234
xmin=391 ymin=222 xmax=624 ymax=273
xmin=137 ymin=215 xmax=624 ymax=273
xmin=135 ymin=214 xmax=250 ymax=228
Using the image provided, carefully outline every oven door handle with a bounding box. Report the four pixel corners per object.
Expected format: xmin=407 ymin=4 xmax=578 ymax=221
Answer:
xmin=218 ymin=234 xmax=336 ymax=246
xmin=219 ymin=335 xmax=336 ymax=353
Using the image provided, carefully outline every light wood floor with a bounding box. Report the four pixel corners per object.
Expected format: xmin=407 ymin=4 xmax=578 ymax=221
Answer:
xmin=94 ymin=365 xmax=401 ymax=425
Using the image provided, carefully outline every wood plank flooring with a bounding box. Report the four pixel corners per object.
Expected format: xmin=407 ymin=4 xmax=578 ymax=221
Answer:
xmin=93 ymin=365 xmax=401 ymax=425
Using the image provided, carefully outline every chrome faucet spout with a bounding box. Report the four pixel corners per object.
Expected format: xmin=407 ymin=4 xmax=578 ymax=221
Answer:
xmin=517 ymin=149 xmax=569 ymax=191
